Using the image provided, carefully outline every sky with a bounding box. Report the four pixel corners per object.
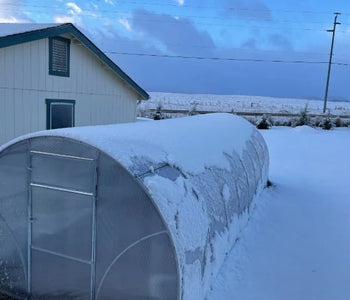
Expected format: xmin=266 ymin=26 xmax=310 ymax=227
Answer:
xmin=0 ymin=0 xmax=349 ymax=100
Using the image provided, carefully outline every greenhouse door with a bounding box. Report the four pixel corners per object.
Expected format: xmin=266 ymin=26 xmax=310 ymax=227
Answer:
xmin=28 ymin=149 xmax=98 ymax=300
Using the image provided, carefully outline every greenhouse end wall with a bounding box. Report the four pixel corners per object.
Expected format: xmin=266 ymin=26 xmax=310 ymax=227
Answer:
xmin=0 ymin=137 xmax=179 ymax=300
xmin=0 ymin=113 xmax=269 ymax=300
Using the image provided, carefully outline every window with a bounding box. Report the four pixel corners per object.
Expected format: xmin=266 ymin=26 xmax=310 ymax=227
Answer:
xmin=46 ymin=99 xmax=75 ymax=130
xmin=49 ymin=36 xmax=70 ymax=77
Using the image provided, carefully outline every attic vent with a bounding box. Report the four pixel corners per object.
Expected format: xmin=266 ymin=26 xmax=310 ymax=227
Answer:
xmin=49 ymin=36 xmax=70 ymax=77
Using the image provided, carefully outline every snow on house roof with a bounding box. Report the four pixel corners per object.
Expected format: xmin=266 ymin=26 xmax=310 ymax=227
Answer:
xmin=0 ymin=23 xmax=149 ymax=100
xmin=0 ymin=23 xmax=57 ymax=38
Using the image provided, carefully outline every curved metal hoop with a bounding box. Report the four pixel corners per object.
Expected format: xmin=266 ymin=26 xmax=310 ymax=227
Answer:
xmin=96 ymin=230 xmax=167 ymax=300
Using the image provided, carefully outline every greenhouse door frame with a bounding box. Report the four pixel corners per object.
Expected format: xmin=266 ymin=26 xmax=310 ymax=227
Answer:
xmin=27 ymin=149 xmax=98 ymax=300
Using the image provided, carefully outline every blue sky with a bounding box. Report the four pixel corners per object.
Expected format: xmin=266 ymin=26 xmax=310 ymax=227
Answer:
xmin=0 ymin=0 xmax=349 ymax=100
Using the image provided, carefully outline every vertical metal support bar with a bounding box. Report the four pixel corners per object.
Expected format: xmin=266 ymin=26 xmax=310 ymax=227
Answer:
xmin=90 ymin=155 xmax=99 ymax=300
xmin=26 ymin=145 xmax=33 ymax=299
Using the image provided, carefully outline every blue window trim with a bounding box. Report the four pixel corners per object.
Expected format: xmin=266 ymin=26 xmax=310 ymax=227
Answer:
xmin=49 ymin=36 xmax=70 ymax=77
xmin=46 ymin=99 xmax=75 ymax=130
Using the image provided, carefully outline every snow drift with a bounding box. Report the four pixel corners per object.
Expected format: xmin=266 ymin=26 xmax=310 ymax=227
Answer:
xmin=0 ymin=113 xmax=268 ymax=300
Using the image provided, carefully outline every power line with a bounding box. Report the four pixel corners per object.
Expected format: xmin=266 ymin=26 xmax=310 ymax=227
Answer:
xmin=1 ymin=3 xmax=348 ymax=58
xmin=71 ymin=39 xmax=349 ymax=59
xmin=113 ymin=16 xmax=334 ymax=31
xmin=72 ymin=38 xmax=350 ymax=62
xmin=0 ymin=2 xmax=347 ymax=25
xmin=105 ymin=41 xmax=337 ymax=56
xmin=93 ymin=0 xmax=350 ymax=16
xmin=1 ymin=2 xmax=349 ymax=35
xmin=2 ymin=0 xmax=348 ymax=16
xmin=104 ymin=51 xmax=349 ymax=66
xmin=0 ymin=6 xmax=342 ymax=33
xmin=103 ymin=40 xmax=350 ymax=59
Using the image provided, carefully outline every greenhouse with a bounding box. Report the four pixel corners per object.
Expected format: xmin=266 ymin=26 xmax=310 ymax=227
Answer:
xmin=0 ymin=113 xmax=269 ymax=300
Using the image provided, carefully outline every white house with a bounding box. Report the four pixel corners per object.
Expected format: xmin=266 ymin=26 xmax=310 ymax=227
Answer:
xmin=0 ymin=23 xmax=149 ymax=145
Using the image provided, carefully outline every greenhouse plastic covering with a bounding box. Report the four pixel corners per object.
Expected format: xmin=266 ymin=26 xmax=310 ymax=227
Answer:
xmin=0 ymin=113 xmax=269 ymax=300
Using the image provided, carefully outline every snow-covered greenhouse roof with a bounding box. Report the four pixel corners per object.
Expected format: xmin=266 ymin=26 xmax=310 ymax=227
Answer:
xmin=0 ymin=113 xmax=269 ymax=300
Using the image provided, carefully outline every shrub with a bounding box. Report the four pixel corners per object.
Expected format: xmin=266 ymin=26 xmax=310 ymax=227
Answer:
xmin=256 ymin=115 xmax=271 ymax=129
xmin=153 ymin=103 xmax=164 ymax=120
xmin=313 ymin=116 xmax=322 ymax=127
xmin=283 ymin=120 xmax=292 ymax=127
xmin=267 ymin=115 xmax=274 ymax=126
xmin=322 ymin=112 xmax=333 ymax=130
xmin=334 ymin=117 xmax=343 ymax=127
xmin=294 ymin=104 xmax=310 ymax=126
xmin=188 ymin=101 xmax=199 ymax=116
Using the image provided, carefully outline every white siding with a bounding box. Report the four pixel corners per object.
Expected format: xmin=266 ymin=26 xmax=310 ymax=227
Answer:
xmin=0 ymin=35 xmax=140 ymax=145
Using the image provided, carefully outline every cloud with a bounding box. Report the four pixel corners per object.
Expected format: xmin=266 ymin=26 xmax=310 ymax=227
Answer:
xmin=118 ymin=18 xmax=131 ymax=31
xmin=175 ymin=0 xmax=185 ymax=6
xmin=0 ymin=0 xmax=32 ymax=22
xmin=104 ymin=0 xmax=114 ymax=4
xmin=84 ymin=20 xmax=349 ymax=101
xmin=66 ymin=2 xmax=82 ymax=15
xmin=79 ymin=8 xmax=348 ymax=101
xmin=242 ymin=38 xmax=257 ymax=49
xmin=131 ymin=9 xmax=216 ymax=56
xmin=54 ymin=1 xmax=83 ymax=26
xmin=54 ymin=15 xmax=76 ymax=23
xmin=268 ymin=34 xmax=293 ymax=50
xmin=223 ymin=0 xmax=272 ymax=21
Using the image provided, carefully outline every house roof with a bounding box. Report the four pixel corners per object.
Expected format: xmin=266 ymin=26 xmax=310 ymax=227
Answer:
xmin=0 ymin=23 xmax=149 ymax=100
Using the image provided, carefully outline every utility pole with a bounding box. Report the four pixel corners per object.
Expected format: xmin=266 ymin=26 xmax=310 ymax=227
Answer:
xmin=323 ymin=12 xmax=341 ymax=113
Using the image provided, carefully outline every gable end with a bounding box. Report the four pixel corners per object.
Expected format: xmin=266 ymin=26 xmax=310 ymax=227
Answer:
xmin=0 ymin=23 xmax=149 ymax=100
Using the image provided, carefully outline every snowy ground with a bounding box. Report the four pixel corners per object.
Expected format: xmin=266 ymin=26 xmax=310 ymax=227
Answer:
xmin=209 ymin=126 xmax=350 ymax=300
xmin=141 ymin=92 xmax=350 ymax=116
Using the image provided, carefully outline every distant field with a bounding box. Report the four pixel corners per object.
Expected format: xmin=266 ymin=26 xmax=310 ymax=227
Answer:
xmin=138 ymin=92 xmax=350 ymax=124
